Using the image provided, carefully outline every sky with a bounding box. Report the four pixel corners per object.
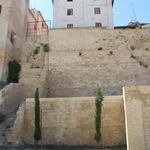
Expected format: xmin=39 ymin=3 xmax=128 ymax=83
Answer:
xmin=30 ymin=0 xmax=150 ymax=26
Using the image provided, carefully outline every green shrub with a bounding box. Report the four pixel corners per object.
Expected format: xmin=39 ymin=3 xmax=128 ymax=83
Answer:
xmin=130 ymin=45 xmax=135 ymax=50
xmin=0 ymin=112 xmax=6 ymax=124
xmin=7 ymin=60 xmax=21 ymax=83
xmin=139 ymin=61 xmax=143 ymax=66
xmin=33 ymin=47 xmax=40 ymax=55
xmin=43 ymin=44 xmax=49 ymax=52
xmin=94 ymin=87 xmax=103 ymax=143
xmin=146 ymin=48 xmax=149 ymax=51
xmin=34 ymin=88 xmax=41 ymax=144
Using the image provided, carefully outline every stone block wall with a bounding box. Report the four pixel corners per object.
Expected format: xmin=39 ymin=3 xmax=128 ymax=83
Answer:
xmin=0 ymin=83 xmax=24 ymax=115
xmin=0 ymin=0 xmax=29 ymax=82
xmin=123 ymin=86 xmax=150 ymax=150
xmin=49 ymin=28 xmax=150 ymax=52
xmin=13 ymin=96 xmax=126 ymax=146
xmin=48 ymin=49 xmax=150 ymax=97
xmin=0 ymin=0 xmax=12 ymax=82
xmin=13 ymin=85 xmax=150 ymax=149
xmin=21 ymin=28 xmax=150 ymax=98
xmin=22 ymin=39 xmax=49 ymax=68
xmin=19 ymin=36 xmax=50 ymax=98
xmin=20 ymin=62 xmax=48 ymax=98
xmin=13 ymin=102 xmax=25 ymax=141
xmin=47 ymin=28 xmax=150 ymax=97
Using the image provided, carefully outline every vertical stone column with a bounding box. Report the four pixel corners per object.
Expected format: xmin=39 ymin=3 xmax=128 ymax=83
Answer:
xmin=123 ymin=86 xmax=150 ymax=150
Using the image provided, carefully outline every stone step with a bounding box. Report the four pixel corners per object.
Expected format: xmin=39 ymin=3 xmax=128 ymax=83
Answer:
xmin=20 ymin=67 xmax=46 ymax=79
xmin=21 ymin=63 xmax=32 ymax=69
xmin=20 ymin=72 xmax=47 ymax=82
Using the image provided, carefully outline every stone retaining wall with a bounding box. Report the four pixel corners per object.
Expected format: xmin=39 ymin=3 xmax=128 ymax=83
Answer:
xmin=13 ymin=96 xmax=126 ymax=147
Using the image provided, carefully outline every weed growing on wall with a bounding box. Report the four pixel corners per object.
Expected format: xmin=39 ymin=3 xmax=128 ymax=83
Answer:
xmin=33 ymin=47 xmax=40 ymax=55
xmin=94 ymin=87 xmax=103 ymax=143
xmin=43 ymin=44 xmax=49 ymax=52
xmin=34 ymin=88 xmax=41 ymax=144
xmin=130 ymin=45 xmax=135 ymax=50
xmin=7 ymin=60 xmax=21 ymax=83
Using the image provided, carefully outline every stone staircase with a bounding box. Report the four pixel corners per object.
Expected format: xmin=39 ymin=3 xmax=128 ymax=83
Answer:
xmin=0 ymin=63 xmax=48 ymax=146
xmin=0 ymin=127 xmax=7 ymax=145
xmin=19 ymin=50 xmax=49 ymax=97
xmin=0 ymin=114 xmax=16 ymax=145
xmin=21 ymin=65 xmax=43 ymax=79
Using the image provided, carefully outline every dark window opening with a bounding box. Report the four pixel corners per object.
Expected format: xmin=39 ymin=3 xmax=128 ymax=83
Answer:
xmin=34 ymin=24 xmax=37 ymax=30
xmin=67 ymin=9 xmax=73 ymax=16
xmin=0 ymin=5 xmax=2 ymax=14
xmin=67 ymin=24 xmax=73 ymax=28
xmin=95 ymin=23 xmax=102 ymax=28
xmin=94 ymin=8 xmax=101 ymax=14
xmin=42 ymin=23 xmax=44 ymax=28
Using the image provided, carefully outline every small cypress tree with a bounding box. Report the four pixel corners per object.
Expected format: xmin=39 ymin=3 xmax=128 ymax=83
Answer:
xmin=94 ymin=87 xmax=103 ymax=143
xmin=34 ymin=88 xmax=41 ymax=144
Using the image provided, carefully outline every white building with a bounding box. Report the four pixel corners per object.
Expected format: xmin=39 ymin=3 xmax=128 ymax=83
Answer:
xmin=142 ymin=24 xmax=150 ymax=29
xmin=52 ymin=0 xmax=114 ymax=29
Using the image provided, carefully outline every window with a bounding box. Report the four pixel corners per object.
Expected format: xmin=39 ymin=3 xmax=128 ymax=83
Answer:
xmin=67 ymin=24 xmax=73 ymax=28
xmin=95 ymin=23 xmax=102 ymax=28
xmin=0 ymin=5 xmax=2 ymax=14
xmin=67 ymin=9 xmax=73 ymax=16
xmin=94 ymin=8 xmax=101 ymax=14
xmin=42 ymin=23 xmax=44 ymax=28
xmin=34 ymin=24 xmax=37 ymax=30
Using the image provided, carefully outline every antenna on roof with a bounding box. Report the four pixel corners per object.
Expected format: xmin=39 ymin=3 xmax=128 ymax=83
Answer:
xmin=128 ymin=2 xmax=141 ymax=28
xmin=130 ymin=2 xmax=137 ymax=22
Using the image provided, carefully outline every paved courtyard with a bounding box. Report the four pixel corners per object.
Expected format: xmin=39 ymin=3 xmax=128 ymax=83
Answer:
xmin=0 ymin=145 xmax=126 ymax=150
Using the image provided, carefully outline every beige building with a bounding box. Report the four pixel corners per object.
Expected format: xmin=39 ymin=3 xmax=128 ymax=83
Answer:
xmin=0 ymin=0 xmax=29 ymax=82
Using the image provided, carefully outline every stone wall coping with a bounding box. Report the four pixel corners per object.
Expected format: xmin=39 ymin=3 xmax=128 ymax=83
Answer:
xmin=26 ymin=95 xmax=123 ymax=103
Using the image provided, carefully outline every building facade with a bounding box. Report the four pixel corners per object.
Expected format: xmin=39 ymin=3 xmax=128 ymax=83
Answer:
xmin=27 ymin=9 xmax=48 ymax=38
xmin=53 ymin=0 xmax=114 ymax=29
xmin=0 ymin=0 xmax=29 ymax=82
